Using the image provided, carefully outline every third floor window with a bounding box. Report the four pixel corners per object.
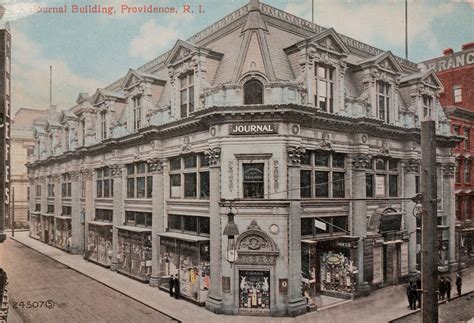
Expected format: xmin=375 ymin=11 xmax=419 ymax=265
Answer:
xmin=314 ymin=64 xmax=334 ymax=113
xmin=100 ymin=111 xmax=107 ymax=140
xmin=377 ymin=81 xmax=390 ymax=123
xmin=126 ymin=161 xmax=152 ymax=199
xmin=132 ymin=96 xmax=142 ymax=131
xmin=180 ymin=73 xmax=194 ymax=118
xmin=423 ymin=95 xmax=433 ymax=119
xmin=454 ymin=87 xmax=462 ymax=103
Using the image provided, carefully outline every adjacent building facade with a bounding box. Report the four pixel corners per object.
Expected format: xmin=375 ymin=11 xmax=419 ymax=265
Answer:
xmin=27 ymin=0 xmax=458 ymax=316
xmin=421 ymin=43 xmax=474 ymax=261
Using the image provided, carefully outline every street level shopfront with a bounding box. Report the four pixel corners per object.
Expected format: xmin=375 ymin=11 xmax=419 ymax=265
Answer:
xmin=54 ymin=215 xmax=71 ymax=252
xmin=117 ymin=227 xmax=153 ymax=282
xmin=158 ymin=232 xmax=210 ymax=304
xmin=86 ymin=221 xmax=113 ymax=267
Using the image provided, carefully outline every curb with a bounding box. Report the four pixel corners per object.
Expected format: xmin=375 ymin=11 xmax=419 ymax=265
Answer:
xmin=9 ymin=235 xmax=182 ymax=323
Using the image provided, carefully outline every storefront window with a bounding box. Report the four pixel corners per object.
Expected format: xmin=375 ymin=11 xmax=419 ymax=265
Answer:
xmin=86 ymin=223 xmax=113 ymax=266
xmin=320 ymin=251 xmax=355 ymax=294
xmin=55 ymin=218 xmax=72 ymax=251
xmin=117 ymin=229 xmax=152 ymax=281
xmin=169 ymin=154 xmax=209 ymax=199
xmin=243 ymin=163 xmax=264 ymax=199
xmin=239 ymin=271 xmax=270 ymax=310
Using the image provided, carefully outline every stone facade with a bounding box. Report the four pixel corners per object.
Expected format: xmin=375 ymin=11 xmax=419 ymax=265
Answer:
xmin=27 ymin=0 xmax=458 ymax=317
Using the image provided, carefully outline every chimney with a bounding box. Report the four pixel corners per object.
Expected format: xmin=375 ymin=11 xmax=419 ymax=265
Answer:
xmin=462 ymin=42 xmax=474 ymax=51
xmin=443 ymin=48 xmax=453 ymax=56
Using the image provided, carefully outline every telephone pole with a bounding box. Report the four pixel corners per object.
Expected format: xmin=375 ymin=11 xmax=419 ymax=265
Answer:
xmin=421 ymin=120 xmax=438 ymax=323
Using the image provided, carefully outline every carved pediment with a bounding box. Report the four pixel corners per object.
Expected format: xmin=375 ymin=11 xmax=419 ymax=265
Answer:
xmin=359 ymin=51 xmax=403 ymax=74
xmin=166 ymin=40 xmax=198 ymax=66
xmin=421 ymin=70 xmax=442 ymax=89
xmin=309 ymin=28 xmax=350 ymax=56
xmin=235 ymin=221 xmax=279 ymax=265
xmin=76 ymin=93 xmax=90 ymax=104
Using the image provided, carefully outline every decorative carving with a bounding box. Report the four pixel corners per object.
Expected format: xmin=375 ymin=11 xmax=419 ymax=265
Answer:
xmin=352 ymin=153 xmax=372 ymax=169
xmin=404 ymin=159 xmax=420 ymax=173
xmin=51 ymin=174 xmax=61 ymax=183
xmin=110 ymin=164 xmax=123 ymax=177
xmin=320 ymin=132 xmax=333 ymax=150
xmin=69 ymin=170 xmax=81 ymax=181
xmin=287 ymin=146 xmax=306 ymax=166
xmin=273 ymin=160 xmax=279 ymax=190
xmin=82 ymin=168 xmax=94 ymax=180
xmin=38 ymin=176 xmax=46 ymax=184
xmin=442 ymin=162 xmax=456 ymax=177
xmin=361 ymin=134 xmax=368 ymax=143
xmin=379 ymin=140 xmax=390 ymax=156
xmin=147 ymin=158 xmax=165 ymax=173
xmin=235 ymin=220 xmax=279 ymax=266
xmin=205 ymin=147 xmax=221 ymax=167
xmin=228 ymin=161 xmax=233 ymax=192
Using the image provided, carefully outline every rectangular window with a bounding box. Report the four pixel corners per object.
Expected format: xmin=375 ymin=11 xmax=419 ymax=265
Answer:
xmin=168 ymin=214 xmax=182 ymax=231
xmin=366 ymin=174 xmax=374 ymax=197
xmin=184 ymin=173 xmax=197 ymax=198
xmin=125 ymin=211 xmax=152 ymax=228
xmin=423 ymin=95 xmax=433 ymax=118
xmin=96 ymin=167 xmax=113 ymax=198
xmin=100 ymin=111 xmax=107 ymax=140
xmin=35 ymin=204 xmax=41 ymax=212
xmin=300 ymin=170 xmax=312 ymax=198
xmin=199 ymin=172 xmax=209 ymax=199
xmin=168 ymin=214 xmax=209 ymax=236
xmin=389 ymin=174 xmax=398 ymax=197
xmin=126 ymin=162 xmax=152 ymax=199
xmin=147 ymin=176 xmax=153 ymax=198
xmin=81 ymin=119 xmax=86 ymax=146
xmin=465 ymin=160 xmax=471 ymax=184
xmin=62 ymin=206 xmax=72 ymax=216
xmin=133 ymin=96 xmax=142 ymax=131
xmin=454 ymin=87 xmax=462 ymax=103
xmin=47 ymin=204 xmax=54 ymax=214
xmin=243 ymin=163 xmax=264 ymax=199
xmin=48 ymin=182 xmax=55 ymax=197
xmin=301 ymin=218 xmax=313 ymax=236
xmin=170 ymin=174 xmax=181 ymax=198
xmin=184 ymin=215 xmax=198 ymax=233
xmin=366 ymin=157 xmax=400 ymax=197
xmin=169 ymin=154 xmax=209 ymax=199
xmin=415 ymin=176 xmax=420 ymax=194
xmin=36 ymin=185 xmax=41 ymax=197
xmin=315 ymin=171 xmax=329 ymax=197
xmin=198 ymin=217 xmax=210 ymax=235
xmin=333 ymin=172 xmax=345 ymax=198
xmin=95 ymin=209 xmax=113 ymax=222
xmin=314 ymin=64 xmax=334 ymax=112
xmin=64 ymin=128 xmax=70 ymax=151
xmin=179 ymin=73 xmax=194 ymax=118
xmin=456 ymin=162 xmax=462 ymax=183
xmin=377 ymin=81 xmax=390 ymax=123
xmin=464 ymin=128 xmax=470 ymax=150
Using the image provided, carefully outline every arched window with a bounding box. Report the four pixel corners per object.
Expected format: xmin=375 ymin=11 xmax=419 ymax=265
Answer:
xmin=243 ymin=80 xmax=264 ymax=105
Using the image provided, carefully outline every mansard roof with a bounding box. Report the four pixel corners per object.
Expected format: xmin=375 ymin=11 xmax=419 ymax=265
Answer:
xmin=58 ymin=109 xmax=76 ymax=123
xmin=76 ymin=93 xmax=90 ymax=104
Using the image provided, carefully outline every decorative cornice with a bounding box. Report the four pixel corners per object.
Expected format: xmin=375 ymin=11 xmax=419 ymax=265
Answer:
xmin=205 ymin=147 xmax=221 ymax=167
xmin=352 ymin=153 xmax=372 ymax=170
xmin=147 ymin=158 xmax=166 ymax=173
xmin=287 ymin=146 xmax=305 ymax=166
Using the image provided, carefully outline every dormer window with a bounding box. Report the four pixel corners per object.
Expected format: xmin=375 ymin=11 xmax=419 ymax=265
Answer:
xmin=64 ymin=127 xmax=70 ymax=151
xmin=49 ymin=133 xmax=54 ymax=156
xmin=81 ymin=119 xmax=86 ymax=146
xmin=314 ymin=64 xmax=334 ymax=113
xmin=132 ymin=96 xmax=142 ymax=131
xmin=180 ymin=73 xmax=194 ymax=118
xmin=100 ymin=111 xmax=107 ymax=140
xmin=377 ymin=81 xmax=390 ymax=122
xmin=244 ymin=79 xmax=264 ymax=105
xmin=422 ymin=95 xmax=433 ymax=119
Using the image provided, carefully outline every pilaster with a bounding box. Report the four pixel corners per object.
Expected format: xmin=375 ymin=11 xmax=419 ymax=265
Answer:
xmin=110 ymin=164 xmax=124 ymax=271
xmin=442 ymin=162 xmax=456 ymax=264
xmin=403 ymin=158 xmax=420 ymax=273
xmin=82 ymin=168 xmax=95 ymax=257
xmin=70 ymin=170 xmax=83 ymax=254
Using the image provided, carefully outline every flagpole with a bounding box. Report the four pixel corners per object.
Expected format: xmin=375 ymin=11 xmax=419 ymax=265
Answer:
xmin=312 ymin=0 xmax=314 ymax=24
xmin=405 ymin=0 xmax=408 ymax=59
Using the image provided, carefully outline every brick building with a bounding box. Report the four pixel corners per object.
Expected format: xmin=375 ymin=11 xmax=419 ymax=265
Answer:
xmin=421 ymin=43 xmax=474 ymax=259
xmin=27 ymin=0 xmax=459 ymax=316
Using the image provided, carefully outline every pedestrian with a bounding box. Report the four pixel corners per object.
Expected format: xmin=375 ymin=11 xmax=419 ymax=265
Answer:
xmin=169 ymin=274 xmax=175 ymax=297
xmin=446 ymin=277 xmax=451 ymax=301
xmin=0 ymin=268 xmax=7 ymax=300
xmin=174 ymin=276 xmax=180 ymax=299
xmin=416 ymin=277 xmax=422 ymax=308
xmin=439 ymin=277 xmax=446 ymax=301
xmin=456 ymin=273 xmax=462 ymax=296
xmin=409 ymin=282 xmax=418 ymax=310
xmin=406 ymin=282 xmax=412 ymax=308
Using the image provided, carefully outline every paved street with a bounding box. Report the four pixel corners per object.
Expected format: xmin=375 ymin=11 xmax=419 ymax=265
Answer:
xmin=2 ymin=232 xmax=474 ymax=323
xmin=0 ymin=237 xmax=177 ymax=323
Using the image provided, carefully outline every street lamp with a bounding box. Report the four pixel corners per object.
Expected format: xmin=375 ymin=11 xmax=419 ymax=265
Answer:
xmin=223 ymin=205 xmax=239 ymax=264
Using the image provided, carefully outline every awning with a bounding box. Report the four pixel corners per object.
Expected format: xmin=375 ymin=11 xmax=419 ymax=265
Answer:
xmin=116 ymin=225 xmax=152 ymax=233
xmin=87 ymin=221 xmax=113 ymax=226
xmin=302 ymin=235 xmax=359 ymax=245
xmin=158 ymin=231 xmax=210 ymax=242
xmin=55 ymin=215 xmax=72 ymax=220
xmin=42 ymin=213 xmax=55 ymax=217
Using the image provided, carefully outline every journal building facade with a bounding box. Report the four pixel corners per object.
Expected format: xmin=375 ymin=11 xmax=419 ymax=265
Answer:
xmin=27 ymin=0 xmax=458 ymax=316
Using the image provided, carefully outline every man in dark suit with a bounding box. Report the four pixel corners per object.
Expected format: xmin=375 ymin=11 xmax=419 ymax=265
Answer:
xmin=169 ymin=275 xmax=175 ymax=297
xmin=174 ymin=276 xmax=180 ymax=299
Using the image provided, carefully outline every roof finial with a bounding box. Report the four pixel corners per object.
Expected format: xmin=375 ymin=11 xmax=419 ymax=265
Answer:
xmin=249 ymin=0 xmax=259 ymax=12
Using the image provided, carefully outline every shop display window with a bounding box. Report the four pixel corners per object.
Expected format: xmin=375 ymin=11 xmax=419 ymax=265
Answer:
xmin=158 ymin=238 xmax=210 ymax=303
xmin=86 ymin=224 xmax=113 ymax=267
xmin=320 ymin=251 xmax=355 ymax=294
xmin=30 ymin=214 xmax=42 ymax=240
xmin=55 ymin=218 xmax=72 ymax=251
xmin=239 ymin=270 xmax=270 ymax=311
xmin=42 ymin=215 xmax=55 ymax=245
xmin=117 ymin=229 xmax=152 ymax=281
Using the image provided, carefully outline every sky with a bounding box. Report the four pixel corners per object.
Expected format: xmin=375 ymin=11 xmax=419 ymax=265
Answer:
xmin=1 ymin=0 xmax=473 ymax=114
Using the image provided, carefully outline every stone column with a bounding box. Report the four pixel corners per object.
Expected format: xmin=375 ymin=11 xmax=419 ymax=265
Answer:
xmin=351 ymin=153 xmax=371 ymax=295
xmin=205 ymin=147 xmax=223 ymax=314
xmin=148 ymin=158 xmax=166 ymax=287
xmin=403 ymin=159 xmax=420 ymax=274
xmin=39 ymin=176 xmax=47 ymax=241
xmin=28 ymin=176 xmax=35 ymax=237
xmin=53 ymin=174 xmax=61 ymax=245
xmin=110 ymin=164 xmax=124 ymax=271
xmin=287 ymin=146 xmax=307 ymax=316
xmin=83 ymin=168 xmax=95 ymax=255
xmin=443 ymin=162 xmax=456 ymax=264
xmin=70 ymin=170 xmax=83 ymax=254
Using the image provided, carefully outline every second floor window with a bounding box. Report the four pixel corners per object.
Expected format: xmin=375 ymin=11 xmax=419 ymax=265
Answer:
xmin=168 ymin=214 xmax=210 ymax=236
xmin=314 ymin=64 xmax=334 ymax=113
xmin=125 ymin=211 xmax=152 ymax=227
xmin=465 ymin=160 xmax=471 ymax=184
xmin=64 ymin=127 xmax=70 ymax=151
xmin=100 ymin=111 xmax=107 ymax=140
xmin=366 ymin=158 xmax=399 ymax=197
xmin=126 ymin=161 xmax=152 ymax=199
xmin=36 ymin=185 xmax=41 ymax=197
xmin=180 ymin=73 xmax=194 ymax=118
xmin=377 ymin=81 xmax=390 ymax=122
xmin=169 ymin=154 xmax=209 ymax=199
xmin=132 ymin=96 xmax=142 ymax=131
xmin=95 ymin=208 xmax=113 ymax=222
xmin=243 ymin=163 xmax=264 ymax=199
xmin=423 ymin=95 xmax=433 ymax=119
xmin=96 ymin=167 xmax=113 ymax=198
xmin=464 ymin=128 xmax=470 ymax=150
xmin=454 ymin=87 xmax=462 ymax=103
xmin=301 ymin=216 xmax=347 ymax=237
xmin=61 ymin=173 xmax=72 ymax=198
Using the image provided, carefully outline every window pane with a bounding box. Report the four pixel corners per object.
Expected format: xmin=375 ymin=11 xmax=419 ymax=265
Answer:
xmin=332 ymin=172 xmax=345 ymax=198
xmin=168 ymin=215 xmax=181 ymax=231
xmin=136 ymin=162 xmax=146 ymax=174
xmin=170 ymin=158 xmax=181 ymax=171
xmin=184 ymin=155 xmax=197 ymax=168
xmin=170 ymin=174 xmax=181 ymax=198
xmin=200 ymin=154 xmax=209 ymax=167
xmin=315 ymin=171 xmax=329 ymax=197
xmin=136 ymin=212 xmax=146 ymax=226
xmin=96 ymin=169 xmax=102 ymax=178
xmin=146 ymin=176 xmax=153 ymax=198
xmin=200 ymin=172 xmax=210 ymax=199
xmin=126 ymin=211 xmax=135 ymax=223
xmin=146 ymin=214 xmax=152 ymax=227
xmin=136 ymin=177 xmax=145 ymax=198
xmin=184 ymin=173 xmax=197 ymax=198
xmin=243 ymin=163 xmax=264 ymax=199
xmin=243 ymin=80 xmax=264 ymax=105
xmin=301 ymin=218 xmax=313 ymax=236
xmin=332 ymin=153 xmax=345 ymax=168
xmin=127 ymin=164 xmax=134 ymax=175
xmin=300 ymin=170 xmax=312 ymax=198
xmin=103 ymin=179 xmax=110 ymax=198
xmin=375 ymin=159 xmax=386 ymax=170
xmin=184 ymin=215 xmax=197 ymax=233
xmin=389 ymin=175 xmax=398 ymax=197
xmin=315 ymin=152 xmax=329 ymax=167
xmin=198 ymin=217 xmax=210 ymax=235
xmin=333 ymin=216 xmax=347 ymax=233
xmin=96 ymin=181 xmax=103 ymax=198
xmin=366 ymin=174 xmax=374 ymax=197
xmin=389 ymin=159 xmax=398 ymax=171
xmin=301 ymin=152 xmax=311 ymax=165
xmin=127 ymin=178 xmax=134 ymax=198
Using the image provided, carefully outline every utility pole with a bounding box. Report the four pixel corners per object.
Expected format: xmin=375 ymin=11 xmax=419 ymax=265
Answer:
xmin=421 ymin=120 xmax=438 ymax=323
xmin=405 ymin=0 xmax=408 ymax=60
xmin=10 ymin=187 xmax=14 ymax=237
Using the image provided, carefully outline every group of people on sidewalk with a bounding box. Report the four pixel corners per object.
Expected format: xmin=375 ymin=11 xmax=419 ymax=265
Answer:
xmin=168 ymin=275 xmax=181 ymax=299
xmin=406 ymin=273 xmax=463 ymax=310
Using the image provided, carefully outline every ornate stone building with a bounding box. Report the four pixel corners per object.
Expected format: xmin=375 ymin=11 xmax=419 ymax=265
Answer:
xmin=27 ymin=0 xmax=458 ymax=316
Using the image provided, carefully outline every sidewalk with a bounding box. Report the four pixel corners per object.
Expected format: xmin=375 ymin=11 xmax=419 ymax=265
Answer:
xmin=8 ymin=231 xmax=474 ymax=323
